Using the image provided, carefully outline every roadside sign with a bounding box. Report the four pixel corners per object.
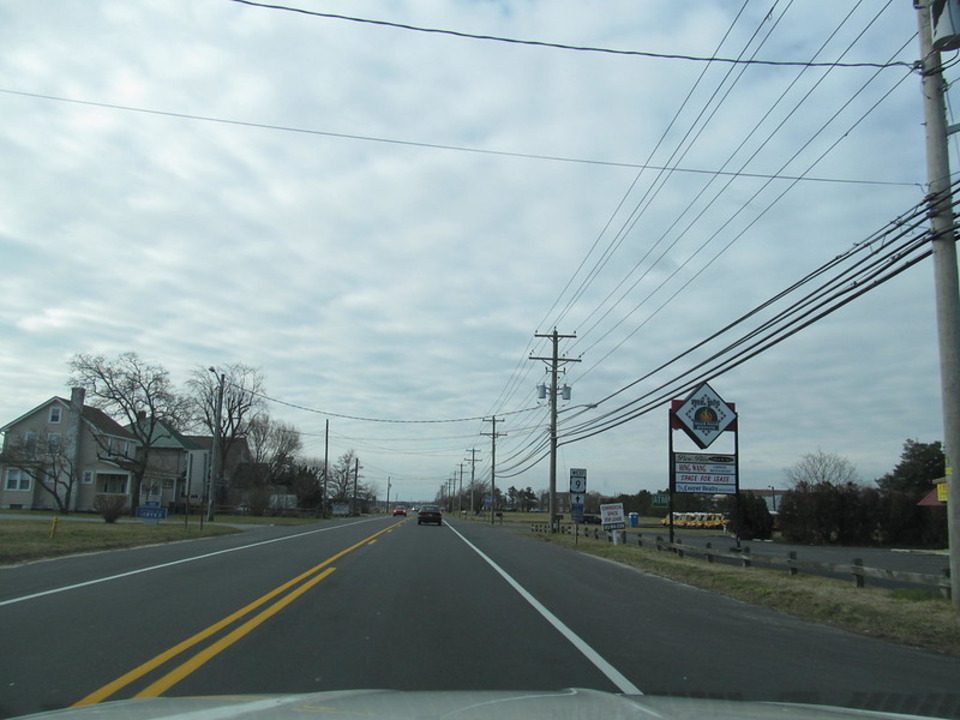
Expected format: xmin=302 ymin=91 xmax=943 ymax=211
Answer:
xmin=569 ymin=468 xmax=587 ymax=494
xmin=938 ymin=482 xmax=948 ymax=503
xmin=652 ymin=492 xmax=669 ymax=508
xmin=136 ymin=504 xmax=167 ymax=523
xmin=600 ymin=502 xmax=625 ymax=530
xmin=570 ymin=503 xmax=585 ymax=524
xmin=674 ymin=452 xmax=737 ymax=494
xmin=673 ymin=382 xmax=736 ymax=449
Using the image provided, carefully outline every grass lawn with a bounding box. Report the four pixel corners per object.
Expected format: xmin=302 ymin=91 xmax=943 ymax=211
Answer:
xmin=0 ymin=518 xmax=240 ymax=564
xmin=536 ymin=530 xmax=960 ymax=656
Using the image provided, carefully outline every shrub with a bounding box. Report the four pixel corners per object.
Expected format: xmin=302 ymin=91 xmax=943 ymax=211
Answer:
xmin=92 ymin=494 xmax=127 ymax=523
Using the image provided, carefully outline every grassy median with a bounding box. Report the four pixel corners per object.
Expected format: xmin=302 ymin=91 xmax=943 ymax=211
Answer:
xmin=0 ymin=518 xmax=240 ymax=564
xmin=536 ymin=529 xmax=960 ymax=657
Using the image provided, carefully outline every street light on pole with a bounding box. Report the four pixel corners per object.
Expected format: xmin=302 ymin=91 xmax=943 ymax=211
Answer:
xmin=207 ymin=367 xmax=225 ymax=523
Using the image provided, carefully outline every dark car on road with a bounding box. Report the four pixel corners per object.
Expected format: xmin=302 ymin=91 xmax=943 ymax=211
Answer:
xmin=417 ymin=504 xmax=442 ymax=526
xmin=392 ymin=506 xmax=407 ymax=516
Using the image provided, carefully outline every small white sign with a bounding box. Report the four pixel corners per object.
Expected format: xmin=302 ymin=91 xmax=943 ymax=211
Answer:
xmin=599 ymin=502 xmax=625 ymax=529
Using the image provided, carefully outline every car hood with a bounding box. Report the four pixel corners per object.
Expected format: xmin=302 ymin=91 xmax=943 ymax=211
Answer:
xmin=15 ymin=689 xmax=949 ymax=720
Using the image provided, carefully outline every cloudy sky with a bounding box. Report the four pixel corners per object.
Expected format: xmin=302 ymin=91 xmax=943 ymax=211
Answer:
xmin=0 ymin=1 xmax=950 ymax=502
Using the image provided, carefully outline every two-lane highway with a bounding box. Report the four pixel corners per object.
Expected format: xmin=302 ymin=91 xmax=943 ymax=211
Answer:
xmin=2 ymin=516 xmax=959 ymax=718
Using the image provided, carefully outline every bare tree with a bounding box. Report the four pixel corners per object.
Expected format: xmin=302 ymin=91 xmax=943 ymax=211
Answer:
xmin=785 ymin=449 xmax=859 ymax=487
xmin=328 ymin=450 xmax=361 ymax=501
xmin=69 ymin=352 xmax=191 ymax=514
xmin=1 ymin=428 xmax=78 ymax=514
xmin=246 ymin=414 xmax=302 ymax=485
xmin=187 ymin=363 xmax=264 ymax=476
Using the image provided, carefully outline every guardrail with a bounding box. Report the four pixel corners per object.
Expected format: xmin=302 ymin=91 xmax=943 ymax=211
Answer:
xmin=530 ymin=524 xmax=951 ymax=599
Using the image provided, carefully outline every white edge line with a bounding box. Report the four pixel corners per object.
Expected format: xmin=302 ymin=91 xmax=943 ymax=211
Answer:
xmin=0 ymin=517 xmax=381 ymax=608
xmin=445 ymin=521 xmax=643 ymax=696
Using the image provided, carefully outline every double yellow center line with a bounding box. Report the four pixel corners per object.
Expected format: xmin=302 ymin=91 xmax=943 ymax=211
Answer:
xmin=74 ymin=521 xmax=402 ymax=706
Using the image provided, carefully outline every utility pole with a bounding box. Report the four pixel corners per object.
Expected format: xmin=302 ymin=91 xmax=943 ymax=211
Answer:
xmin=458 ymin=462 xmax=464 ymax=515
xmin=465 ymin=448 xmax=480 ymax=513
xmin=206 ymin=367 xmax=225 ymax=523
xmin=917 ymin=3 xmax=960 ymax=611
xmin=322 ymin=418 xmax=329 ymax=518
xmin=386 ymin=476 xmax=391 ymax=514
xmin=352 ymin=456 xmax=359 ymax=516
xmin=530 ymin=329 xmax=580 ymax=533
xmin=482 ymin=416 xmax=506 ymax=525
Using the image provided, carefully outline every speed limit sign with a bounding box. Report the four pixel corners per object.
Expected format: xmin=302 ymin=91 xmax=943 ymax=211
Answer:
xmin=569 ymin=468 xmax=587 ymax=494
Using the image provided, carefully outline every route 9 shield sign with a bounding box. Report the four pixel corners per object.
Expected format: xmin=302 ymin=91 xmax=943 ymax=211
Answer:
xmin=569 ymin=468 xmax=587 ymax=494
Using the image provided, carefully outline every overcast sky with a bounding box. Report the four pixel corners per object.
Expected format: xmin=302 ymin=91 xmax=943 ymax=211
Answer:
xmin=0 ymin=1 xmax=951 ymax=502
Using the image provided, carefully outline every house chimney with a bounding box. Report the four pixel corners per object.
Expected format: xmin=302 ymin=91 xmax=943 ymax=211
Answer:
xmin=70 ymin=387 xmax=85 ymax=410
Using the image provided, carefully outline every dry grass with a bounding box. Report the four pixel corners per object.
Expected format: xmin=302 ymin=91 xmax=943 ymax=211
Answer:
xmin=0 ymin=519 xmax=239 ymax=564
xmin=539 ymin=531 xmax=960 ymax=656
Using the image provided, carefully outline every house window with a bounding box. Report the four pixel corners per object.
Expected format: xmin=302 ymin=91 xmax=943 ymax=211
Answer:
xmin=23 ymin=431 xmax=37 ymax=456
xmin=5 ymin=468 xmax=31 ymax=492
xmin=82 ymin=470 xmax=94 ymax=485
xmin=49 ymin=405 xmax=62 ymax=423
xmin=47 ymin=433 xmax=61 ymax=453
xmin=99 ymin=474 xmax=128 ymax=494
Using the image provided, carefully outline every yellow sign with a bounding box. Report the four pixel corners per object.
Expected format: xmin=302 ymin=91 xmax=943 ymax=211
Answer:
xmin=937 ymin=482 xmax=948 ymax=503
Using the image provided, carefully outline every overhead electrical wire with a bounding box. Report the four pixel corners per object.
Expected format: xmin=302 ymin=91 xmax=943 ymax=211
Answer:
xmin=563 ymin=194 xmax=947 ymax=437
xmin=570 ymin=35 xmax=917 ymax=377
xmin=494 ymin=184 xmax=950 ymax=477
xmin=244 ymin=387 xmax=540 ymax=424
xmin=0 ymin=88 xmax=913 ymax=188
xmin=566 ymin=0 xmax=879 ymax=348
xmin=227 ymin=0 xmax=914 ymax=70
xmin=484 ymin=0 xmax=758 ymax=423
xmin=549 ymin=0 xmax=792 ymax=332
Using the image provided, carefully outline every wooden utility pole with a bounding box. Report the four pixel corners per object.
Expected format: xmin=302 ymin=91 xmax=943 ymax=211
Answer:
xmin=531 ymin=329 xmax=579 ymax=533
xmin=916 ymin=3 xmax=960 ymax=610
xmin=482 ymin=416 xmax=506 ymax=525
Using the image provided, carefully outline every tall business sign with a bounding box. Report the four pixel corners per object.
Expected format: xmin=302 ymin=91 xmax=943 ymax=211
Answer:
xmin=668 ymin=382 xmax=739 ymax=542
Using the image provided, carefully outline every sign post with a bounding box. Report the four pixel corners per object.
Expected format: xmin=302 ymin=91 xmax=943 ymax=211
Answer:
xmin=600 ymin=502 xmax=625 ymax=545
xmin=570 ymin=468 xmax=586 ymax=545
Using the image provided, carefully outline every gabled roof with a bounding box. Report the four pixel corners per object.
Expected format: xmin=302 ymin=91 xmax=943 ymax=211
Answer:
xmin=0 ymin=396 xmax=63 ymax=434
xmin=127 ymin=418 xmax=203 ymax=450
xmin=81 ymin=406 xmax=136 ymax=440
xmin=0 ymin=396 xmax=136 ymax=440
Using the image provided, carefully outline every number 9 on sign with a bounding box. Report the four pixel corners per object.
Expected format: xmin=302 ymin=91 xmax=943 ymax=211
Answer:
xmin=569 ymin=468 xmax=587 ymax=493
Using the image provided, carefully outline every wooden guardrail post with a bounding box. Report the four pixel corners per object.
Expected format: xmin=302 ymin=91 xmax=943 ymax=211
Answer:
xmin=655 ymin=535 xmax=663 ymax=551
xmin=788 ymin=550 xmax=798 ymax=576
xmin=741 ymin=546 xmax=751 ymax=568
xmin=943 ymin=569 xmax=952 ymax=600
xmin=852 ymin=558 xmax=865 ymax=588
xmin=637 ymin=532 xmax=643 ymax=547
xmin=705 ymin=542 xmax=714 ymax=563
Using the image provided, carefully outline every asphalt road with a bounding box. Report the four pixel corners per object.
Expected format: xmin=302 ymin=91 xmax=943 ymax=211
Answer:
xmin=1 ymin=516 xmax=958 ymax=719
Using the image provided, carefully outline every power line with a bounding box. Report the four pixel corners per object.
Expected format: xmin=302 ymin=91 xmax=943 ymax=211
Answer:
xmin=560 ymin=197 xmax=944 ymax=442
xmin=571 ymin=38 xmax=917 ymax=377
xmin=245 ymin=387 xmax=540 ymax=424
xmin=0 ymin=88 xmax=913 ymax=188
xmin=491 ymin=188 xmax=948 ymax=476
xmin=227 ymin=0 xmax=914 ymax=70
